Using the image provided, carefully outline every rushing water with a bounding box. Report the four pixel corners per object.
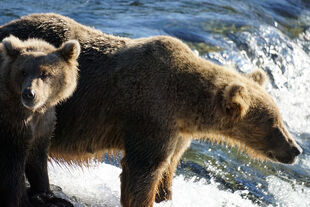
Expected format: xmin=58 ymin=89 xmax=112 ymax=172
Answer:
xmin=1 ymin=0 xmax=310 ymax=206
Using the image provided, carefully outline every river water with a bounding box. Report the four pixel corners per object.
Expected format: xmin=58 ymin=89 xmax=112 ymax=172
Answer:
xmin=0 ymin=0 xmax=310 ymax=206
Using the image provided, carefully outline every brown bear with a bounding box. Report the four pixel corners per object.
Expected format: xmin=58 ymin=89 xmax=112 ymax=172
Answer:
xmin=0 ymin=13 xmax=302 ymax=207
xmin=0 ymin=35 xmax=79 ymax=207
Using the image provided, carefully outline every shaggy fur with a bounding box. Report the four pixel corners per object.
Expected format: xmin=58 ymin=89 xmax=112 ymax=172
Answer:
xmin=0 ymin=14 xmax=302 ymax=207
xmin=0 ymin=35 xmax=79 ymax=207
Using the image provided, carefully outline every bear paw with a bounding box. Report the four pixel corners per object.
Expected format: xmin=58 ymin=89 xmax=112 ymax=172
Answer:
xmin=30 ymin=192 xmax=74 ymax=207
xmin=155 ymin=189 xmax=172 ymax=203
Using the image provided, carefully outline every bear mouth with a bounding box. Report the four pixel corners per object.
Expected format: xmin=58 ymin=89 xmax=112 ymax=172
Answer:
xmin=21 ymin=98 xmax=37 ymax=110
xmin=266 ymin=151 xmax=296 ymax=164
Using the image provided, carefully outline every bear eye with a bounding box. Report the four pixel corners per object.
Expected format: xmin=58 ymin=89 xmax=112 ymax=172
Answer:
xmin=40 ymin=72 xmax=50 ymax=80
xmin=267 ymin=117 xmax=275 ymax=125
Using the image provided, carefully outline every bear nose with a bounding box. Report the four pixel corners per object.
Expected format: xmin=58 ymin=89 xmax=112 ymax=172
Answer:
xmin=22 ymin=89 xmax=36 ymax=101
xmin=291 ymin=145 xmax=302 ymax=156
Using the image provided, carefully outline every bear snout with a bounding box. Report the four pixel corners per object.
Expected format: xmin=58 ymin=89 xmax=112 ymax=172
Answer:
xmin=21 ymin=88 xmax=37 ymax=109
xmin=22 ymin=88 xmax=36 ymax=101
xmin=271 ymin=144 xmax=302 ymax=164
xmin=291 ymin=145 xmax=302 ymax=157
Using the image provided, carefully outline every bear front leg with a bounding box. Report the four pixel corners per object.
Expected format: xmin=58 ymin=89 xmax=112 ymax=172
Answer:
xmin=155 ymin=168 xmax=174 ymax=203
xmin=120 ymin=130 xmax=177 ymax=207
xmin=0 ymin=143 xmax=31 ymax=207
xmin=121 ymin=155 xmax=171 ymax=207
xmin=26 ymin=139 xmax=50 ymax=197
xmin=25 ymin=137 xmax=73 ymax=207
xmin=155 ymin=138 xmax=191 ymax=203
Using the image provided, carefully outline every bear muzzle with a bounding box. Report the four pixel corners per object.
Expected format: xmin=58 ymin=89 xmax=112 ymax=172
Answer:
xmin=21 ymin=88 xmax=36 ymax=108
xmin=267 ymin=144 xmax=303 ymax=164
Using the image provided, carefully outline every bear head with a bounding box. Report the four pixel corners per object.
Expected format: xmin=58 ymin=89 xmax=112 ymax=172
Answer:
xmin=0 ymin=35 xmax=80 ymax=112
xmin=220 ymin=69 xmax=302 ymax=164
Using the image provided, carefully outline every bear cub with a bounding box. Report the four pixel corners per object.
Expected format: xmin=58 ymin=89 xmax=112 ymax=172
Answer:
xmin=0 ymin=35 xmax=79 ymax=207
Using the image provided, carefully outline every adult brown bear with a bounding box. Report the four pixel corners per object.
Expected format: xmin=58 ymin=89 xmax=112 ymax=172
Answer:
xmin=0 ymin=13 xmax=302 ymax=207
xmin=0 ymin=35 xmax=79 ymax=206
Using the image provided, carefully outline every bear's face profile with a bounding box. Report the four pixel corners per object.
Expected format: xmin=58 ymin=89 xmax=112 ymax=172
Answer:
xmin=221 ymin=70 xmax=302 ymax=164
xmin=0 ymin=35 xmax=80 ymax=112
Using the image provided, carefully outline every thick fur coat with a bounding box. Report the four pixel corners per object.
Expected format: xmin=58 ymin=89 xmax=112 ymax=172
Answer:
xmin=0 ymin=14 xmax=302 ymax=207
xmin=0 ymin=35 xmax=79 ymax=207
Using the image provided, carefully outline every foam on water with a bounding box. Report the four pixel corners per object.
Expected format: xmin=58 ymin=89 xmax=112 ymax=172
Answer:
xmin=48 ymin=161 xmax=259 ymax=207
xmin=48 ymin=161 xmax=121 ymax=207
xmin=267 ymin=175 xmax=310 ymax=207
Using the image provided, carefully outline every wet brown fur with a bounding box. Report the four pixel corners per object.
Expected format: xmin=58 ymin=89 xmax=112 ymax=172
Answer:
xmin=0 ymin=14 xmax=302 ymax=207
xmin=0 ymin=36 xmax=79 ymax=206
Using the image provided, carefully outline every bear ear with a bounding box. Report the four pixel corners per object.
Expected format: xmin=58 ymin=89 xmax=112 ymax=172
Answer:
xmin=1 ymin=35 xmax=23 ymax=58
xmin=222 ymin=83 xmax=250 ymax=121
xmin=58 ymin=40 xmax=80 ymax=63
xmin=246 ymin=69 xmax=268 ymax=87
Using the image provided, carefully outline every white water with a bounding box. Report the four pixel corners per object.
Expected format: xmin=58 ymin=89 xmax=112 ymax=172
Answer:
xmin=48 ymin=159 xmax=310 ymax=207
xmin=48 ymin=161 xmax=259 ymax=207
xmin=267 ymin=175 xmax=310 ymax=207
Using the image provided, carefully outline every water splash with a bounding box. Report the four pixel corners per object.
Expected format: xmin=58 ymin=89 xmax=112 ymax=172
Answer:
xmin=48 ymin=161 xmax=259 ymax=207
xmin=267 ymin=175 xmax=310 ymax=207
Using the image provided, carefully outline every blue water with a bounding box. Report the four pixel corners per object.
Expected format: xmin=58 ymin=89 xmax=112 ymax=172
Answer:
xmin=1 ymin=0 xmax=310 ymax=206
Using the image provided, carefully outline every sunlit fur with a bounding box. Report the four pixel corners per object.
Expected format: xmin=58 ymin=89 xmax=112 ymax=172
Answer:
xmin=0 ymin=14 xmax=302 ymax=207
